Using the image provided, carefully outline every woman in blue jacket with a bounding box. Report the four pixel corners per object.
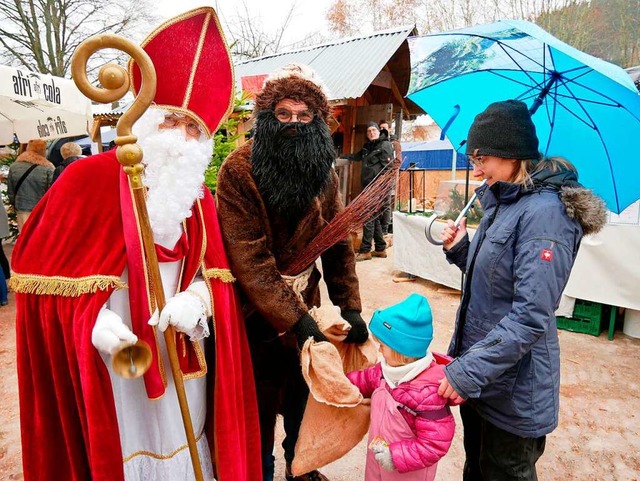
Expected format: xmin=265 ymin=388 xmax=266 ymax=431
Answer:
xmin=437 ymin=100 xmax=607 ymax=481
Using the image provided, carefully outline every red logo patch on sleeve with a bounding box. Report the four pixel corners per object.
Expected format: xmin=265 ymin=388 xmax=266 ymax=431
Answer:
xmin=541 ymin=249 xmax=553 ymax=261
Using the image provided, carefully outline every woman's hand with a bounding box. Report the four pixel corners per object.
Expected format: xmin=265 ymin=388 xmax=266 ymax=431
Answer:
xmin=441 ymin=217 xmax=467 ymax=251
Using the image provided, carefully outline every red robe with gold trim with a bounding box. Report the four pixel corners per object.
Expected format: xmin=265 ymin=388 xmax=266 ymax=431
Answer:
xmin=11 ymin=149 xmax=261 ymax=481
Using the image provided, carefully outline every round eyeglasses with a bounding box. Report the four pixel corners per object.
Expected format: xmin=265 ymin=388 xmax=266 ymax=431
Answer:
xmin=160 ymin=114 xmax=204 ymax=137
xmin=467 ymin=155 xmax=485 ymax=167
xmin=274 ymin=108 xmax=315 ymax=124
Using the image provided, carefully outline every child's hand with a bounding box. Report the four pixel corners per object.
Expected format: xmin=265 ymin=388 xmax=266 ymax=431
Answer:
xmin=438 ymin=376 xmax=465 ymax=405
xmin=373 ymin=445 xmax=396 ymax=471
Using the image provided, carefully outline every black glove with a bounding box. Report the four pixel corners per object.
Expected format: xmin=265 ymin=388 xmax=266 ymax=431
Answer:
xmin=292 ymin=313 xmax=329 ymax=348
xmin=341 ymin=310 xmax=369 ymax=344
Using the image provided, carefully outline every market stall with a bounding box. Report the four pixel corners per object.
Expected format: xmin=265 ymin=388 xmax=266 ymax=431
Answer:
xmin=393 ymin=201 xmax=640 ymax=339
xmin=559 ymin=202 xmax=640 ymax=337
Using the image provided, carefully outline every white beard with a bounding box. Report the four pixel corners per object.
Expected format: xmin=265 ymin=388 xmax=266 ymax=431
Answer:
xmin=133 ymin=109 xmax=212 ymax=248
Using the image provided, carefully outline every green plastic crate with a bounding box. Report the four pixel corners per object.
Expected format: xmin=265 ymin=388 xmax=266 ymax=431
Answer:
xmin=556 ymin=300 xmax=608 ymax=336
xmin=573 ymin=300 xmax=604 ymax=322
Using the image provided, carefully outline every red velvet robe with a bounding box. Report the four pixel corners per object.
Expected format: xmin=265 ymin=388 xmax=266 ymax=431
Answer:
xmin=11 ymin=149 xmax=261 ymax=481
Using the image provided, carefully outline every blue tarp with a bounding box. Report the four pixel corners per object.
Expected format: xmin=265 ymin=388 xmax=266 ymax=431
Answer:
xmin=400 ymin=140 xmax=467 ymax=170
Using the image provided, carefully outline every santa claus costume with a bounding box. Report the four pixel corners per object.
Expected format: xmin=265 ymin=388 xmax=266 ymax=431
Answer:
xmin=11 ymin=8 xmax=260 ymax=481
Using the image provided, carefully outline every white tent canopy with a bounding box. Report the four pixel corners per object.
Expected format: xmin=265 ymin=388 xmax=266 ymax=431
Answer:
xmin=0 ymin=65 xmax=92 ymax=144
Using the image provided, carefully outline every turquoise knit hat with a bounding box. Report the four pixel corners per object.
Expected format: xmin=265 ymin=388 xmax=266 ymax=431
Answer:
xmin=369 ymin=293 xmax=433 ymax=358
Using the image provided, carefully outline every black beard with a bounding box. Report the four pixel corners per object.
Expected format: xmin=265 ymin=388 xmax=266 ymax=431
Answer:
xmin=251 ymin=110 xmax=335 ymax=221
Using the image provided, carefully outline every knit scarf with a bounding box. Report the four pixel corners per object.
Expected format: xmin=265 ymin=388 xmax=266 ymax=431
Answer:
xmin=381 ymin=352 xmax=434 ymax=387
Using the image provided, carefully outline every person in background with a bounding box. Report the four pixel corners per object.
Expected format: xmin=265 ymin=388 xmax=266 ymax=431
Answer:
xmin=53 ymin=141 xmax=84 ymax=182
xmin=0 ymin=202 xmax=9 ymax=306
xmin=347 ymin=293 xmax=456 ymax=481
xmin=378 ymin=120 xmax=402 ymax=244
xmin=7 ymin=139 xmax=54 ymax=231
xmin=216 ymin=63 xmax=367 ymax=481
xmin=342 ymin=121 xmax=394 ymax=261
xmin=378 ymin=120 xmax=401 ymax=161
xmin=437 ymin=100 xmax=607 ymax=481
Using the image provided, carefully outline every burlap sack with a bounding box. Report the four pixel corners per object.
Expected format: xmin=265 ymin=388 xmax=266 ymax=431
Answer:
xmin=291 ymin=309 xmax=378 ymax=476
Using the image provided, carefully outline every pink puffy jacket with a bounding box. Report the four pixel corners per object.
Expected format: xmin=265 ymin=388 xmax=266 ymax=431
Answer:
xmin=347 ymin=357 xmax=456 ymax=473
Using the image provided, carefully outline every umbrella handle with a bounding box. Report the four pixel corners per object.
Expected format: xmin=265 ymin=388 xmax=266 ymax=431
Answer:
xmin=424 ymin=214 xmax=445 ymax=246
xmin=424 ymin=181 xmax=485 ymax=246
xmin=71 ymin=36 xmax=204 ymax=481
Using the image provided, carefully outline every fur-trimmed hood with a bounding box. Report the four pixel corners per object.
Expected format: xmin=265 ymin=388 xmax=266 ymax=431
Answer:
xmin=16 ymin=139 xmax=54 ymax=168
xmin=560 ymin=186 xmax=607 ymax=236
xmin=528 ymin=161 xmax=607 ymax=236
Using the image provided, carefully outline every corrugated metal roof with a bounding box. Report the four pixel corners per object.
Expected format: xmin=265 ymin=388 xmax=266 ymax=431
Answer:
xmin=235 ymin=25 xmax=415 ymax=101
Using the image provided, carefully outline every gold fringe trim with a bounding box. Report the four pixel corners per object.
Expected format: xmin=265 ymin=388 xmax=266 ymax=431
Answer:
xmin=123 ymin=431 xmax=205 ymax=462
xmin=182 ymin=339 xmax=208 ymax=381
xmin=203 ymin=268 xmax=235 ymax=283
xmin=203 ymin=272 xmax=216 ymax=341
xmin=9 ymin=273 xmax=126 ymax=297
xmin=182 ymin=10 xmax=211 ymax=109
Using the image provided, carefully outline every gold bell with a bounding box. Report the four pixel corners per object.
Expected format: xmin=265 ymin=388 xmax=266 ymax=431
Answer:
xmin=112 ymin=340 xmax=153 ymax=379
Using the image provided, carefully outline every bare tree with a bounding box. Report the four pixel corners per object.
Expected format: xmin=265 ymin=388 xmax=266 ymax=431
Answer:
xmin=220 ymin=0 xmax=298 ymax=60
xmin=531 ymin=0 xmax=640 ymax=67
xmin=0 ymin=0 xmax=155 ymax=77
xmin=326 ymin=0 xmax=361 ymax=37
xmin=325 ymin=0 xmax=599 ymax=38
xmin=327 ymin=0 xmax=420 ymax=36
xmin=536 ymin=1 xmax=599 ymax=52
xmin=591 ymin=0 xmax=640 ymax=67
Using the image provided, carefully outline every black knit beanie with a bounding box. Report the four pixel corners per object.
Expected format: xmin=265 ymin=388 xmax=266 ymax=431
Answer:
xmin=367 ymin=121 xmax=380 ymax=131
xmin=466 ymin=100 xmax=539 ymax=160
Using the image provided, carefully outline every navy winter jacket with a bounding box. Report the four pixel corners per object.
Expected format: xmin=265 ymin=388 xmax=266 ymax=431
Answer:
xmin=443 ymin=170 xmax=606 ymax=437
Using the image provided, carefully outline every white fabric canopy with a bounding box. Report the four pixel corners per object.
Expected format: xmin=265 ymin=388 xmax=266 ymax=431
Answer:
xmin=395 ymin=210 xmax=640 ymax=316
xmin=563 ymin=223 xmax=640 ymax=311
xmin=393 ymin=211 xmax=477 ymax=289
xmin=0 ymin=65 xmax=92 ymax=144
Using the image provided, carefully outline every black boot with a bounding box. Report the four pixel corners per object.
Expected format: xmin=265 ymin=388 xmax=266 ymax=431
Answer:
xmin=285 ymin=463 xmax=329 ymax=481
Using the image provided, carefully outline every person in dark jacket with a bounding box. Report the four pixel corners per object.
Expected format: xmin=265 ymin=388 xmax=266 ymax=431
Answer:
xmin=378 ymin=120 xmax=402 ymax=241
xmin=344 ymin=121 xmax=394 ymax=260
xmin=53 ymin=142 xmax=84 ymax=182
xmin=7 ymin=139 xmax=54 ymax=232
xmin=437 ymin=100 xmax=607 ymax=481
xmin=0 ymin=202 xmax=9 ymax=306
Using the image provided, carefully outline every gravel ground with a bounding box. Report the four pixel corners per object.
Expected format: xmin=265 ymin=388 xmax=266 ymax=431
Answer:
xmin=274 ymin=242 xmax=640 ymax=481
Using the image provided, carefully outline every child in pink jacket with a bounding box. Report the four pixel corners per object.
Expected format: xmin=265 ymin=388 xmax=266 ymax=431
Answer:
xmin=347 ymin=293 xmax=455 ymax=481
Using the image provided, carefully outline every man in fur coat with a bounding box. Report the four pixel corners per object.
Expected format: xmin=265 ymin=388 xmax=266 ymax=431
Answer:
xmin=10 ymin=8 xmax=260 ymax=481
xmin=216 ymin=64 xmax=368 ymax=481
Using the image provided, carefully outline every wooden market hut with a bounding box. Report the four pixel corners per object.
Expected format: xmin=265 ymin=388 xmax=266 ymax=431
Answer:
xmin=88 ymin=101 xmax=131 ymax=152
xmin=234 ymin=25 xmax=425 ymax=204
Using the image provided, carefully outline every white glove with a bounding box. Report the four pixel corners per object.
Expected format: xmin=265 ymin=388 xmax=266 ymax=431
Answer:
xmin=148 ymin=285 xmax=210 ymax=341
xmin=183 ymin=281 xmax=212 ymax=315
xmin=373 ymin=444 xmax=396 ymax=472
xmin=92 ymin=308 xmax=138 ymax=355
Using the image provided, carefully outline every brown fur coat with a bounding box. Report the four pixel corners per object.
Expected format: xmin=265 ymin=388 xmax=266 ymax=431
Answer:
xmin=216 ymin=141 xmax=361 ymax=335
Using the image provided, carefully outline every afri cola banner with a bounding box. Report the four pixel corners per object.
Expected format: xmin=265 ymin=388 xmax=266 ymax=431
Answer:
xmin=0 ymin=65 xmax=92 ymax=144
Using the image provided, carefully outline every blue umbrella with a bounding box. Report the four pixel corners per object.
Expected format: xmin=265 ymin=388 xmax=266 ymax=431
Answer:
xmin=407 ymin=20 xmax=640 ymax=214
